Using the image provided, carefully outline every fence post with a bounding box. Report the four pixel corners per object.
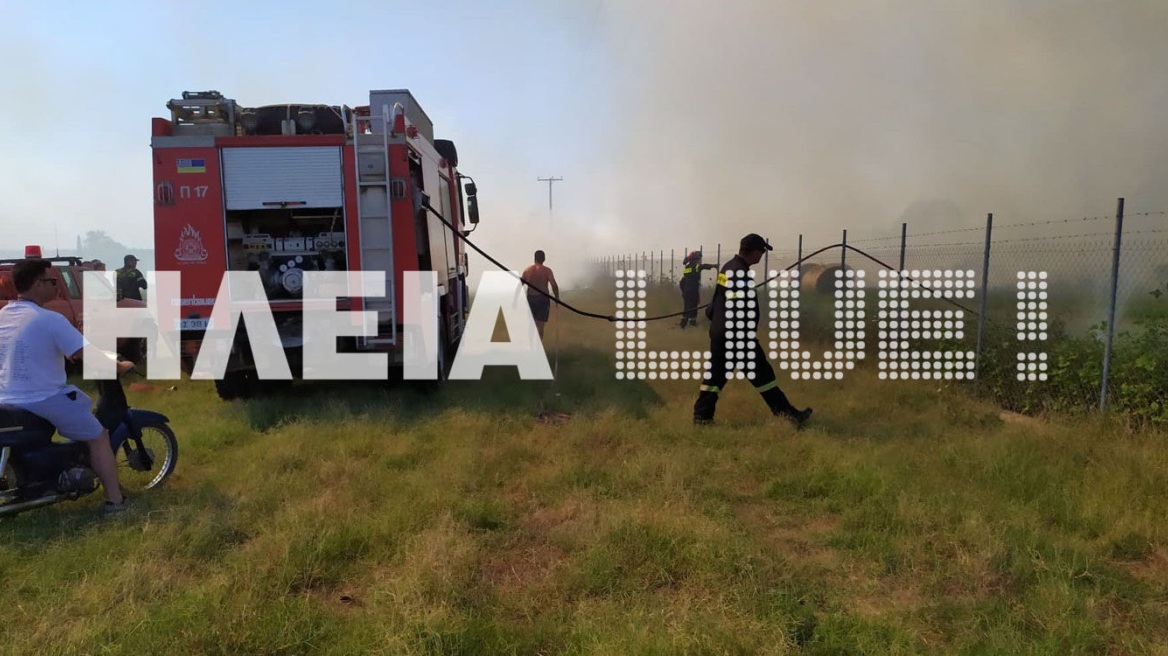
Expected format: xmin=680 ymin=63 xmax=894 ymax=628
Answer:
xmin=671 ymin=249 xmax=675 ymax=281
xmin=797 ymin=234 xmax=803 ymax=272
xmin=716 ymin=243 xmax=721 ymax=268
xmin=841 ymin=229 xmax=848 ymax=270
xmin=974 ymin=213 xmax=993 ymax=389
xmin=899 ymin=222 xmax=907 ymax=272
xmin=1100 ymin=198 xmax=1125 ymax=411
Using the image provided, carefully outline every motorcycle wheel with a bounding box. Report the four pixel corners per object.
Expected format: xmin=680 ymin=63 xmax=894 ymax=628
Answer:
xmin=118 ymin=422 xmax=179 ymax=492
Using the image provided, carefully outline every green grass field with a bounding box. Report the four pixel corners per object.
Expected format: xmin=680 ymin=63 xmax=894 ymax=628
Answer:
xmin=2 ymin=287 xmax=1167 ymax=655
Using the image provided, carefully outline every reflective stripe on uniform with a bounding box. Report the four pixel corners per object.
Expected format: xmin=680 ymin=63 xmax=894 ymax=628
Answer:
xmin=725 ymin=272 xmax=750 ymax=299
xmin=716 ymin=272 xmax=728 ymax=287
xmin=756 ymin=380 xmax=778 ymax=393
xmin=699 ymin=385 xmax=721 ymax=393
xmin=683 ymin=267 xmax=695 ymax=274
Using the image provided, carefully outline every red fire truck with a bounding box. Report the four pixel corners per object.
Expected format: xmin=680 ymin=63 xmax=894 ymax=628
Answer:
xmin=151 ymin=90 xmax=479 ymax=399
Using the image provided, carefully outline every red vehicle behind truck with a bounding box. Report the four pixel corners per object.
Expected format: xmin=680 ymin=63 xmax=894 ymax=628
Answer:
xmin=0 ymin=251 xmax=149 ymax=362
xmin=150 ymin=89 xmax=479 ymax=399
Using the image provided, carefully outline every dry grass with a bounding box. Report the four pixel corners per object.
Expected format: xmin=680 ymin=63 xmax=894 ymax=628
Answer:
xmin=2 ymin=284 xmax=1167 ymax=654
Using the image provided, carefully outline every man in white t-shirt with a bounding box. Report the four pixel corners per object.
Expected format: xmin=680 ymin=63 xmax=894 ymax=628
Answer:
xmin=0 ymin=259 xmax=134 ymax=513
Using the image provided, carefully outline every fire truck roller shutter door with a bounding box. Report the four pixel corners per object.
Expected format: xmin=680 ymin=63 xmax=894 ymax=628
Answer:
xmin=222 ymin=147 xmax=343 ymax=210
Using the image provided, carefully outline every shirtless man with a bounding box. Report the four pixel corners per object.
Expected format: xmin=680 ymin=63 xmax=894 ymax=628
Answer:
xmin=521 ymin=250 xmax=560 ymax=338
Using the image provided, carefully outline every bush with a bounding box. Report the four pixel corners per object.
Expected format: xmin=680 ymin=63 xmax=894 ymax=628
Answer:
xmin=972 ymin=294 xmax=1168 ymax=426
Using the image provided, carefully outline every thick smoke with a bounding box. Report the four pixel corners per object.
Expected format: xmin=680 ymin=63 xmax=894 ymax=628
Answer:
xmin=590 ymin=0 xmax=1168 ymax=255
xmin=5 ymin=1 xmax=1165 ymax=297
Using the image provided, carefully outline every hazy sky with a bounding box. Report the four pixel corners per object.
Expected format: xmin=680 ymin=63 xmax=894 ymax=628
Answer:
xmin=2 ymin=0 xmax=1165 ymax=284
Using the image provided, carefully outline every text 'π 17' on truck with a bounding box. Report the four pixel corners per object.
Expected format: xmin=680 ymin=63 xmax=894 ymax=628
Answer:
xmin=151 ymin=90 xmax=481 ymax=399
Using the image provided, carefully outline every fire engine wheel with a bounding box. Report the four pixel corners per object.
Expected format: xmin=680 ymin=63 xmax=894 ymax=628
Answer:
xmin=437 ymin=322 xmax=451 ymax=382
xmin=414 ymin=319 xmax=454 ymax=391
xmin=438 ymin=317 xmax=463 ymax=382
xmin=445 ymin=334 xmax=461 ymax=380
xmin=214 ymin=370 xmax=258 ymax=401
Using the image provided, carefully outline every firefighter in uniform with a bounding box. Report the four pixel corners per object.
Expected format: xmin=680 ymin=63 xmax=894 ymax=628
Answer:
xmin=115 ymin=254 xmax=147 ymax=302
xmin=693 ymin=233 xmax=813 ymax=427
xmin=678 ymin=250 xmax=716 ymax=328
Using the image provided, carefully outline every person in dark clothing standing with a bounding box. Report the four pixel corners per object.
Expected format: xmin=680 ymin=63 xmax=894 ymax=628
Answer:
xmin=115 ymin=254 xmax=147 ymax=302
xmin=693 ymin=233 xmax=813 ymax=427
xmin=678 ymin=250 xmax=717 ymax=328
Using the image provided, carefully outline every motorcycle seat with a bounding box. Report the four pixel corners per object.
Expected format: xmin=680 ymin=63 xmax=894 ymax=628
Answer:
xmin=0 ymin=405 xmax=57 ymax=447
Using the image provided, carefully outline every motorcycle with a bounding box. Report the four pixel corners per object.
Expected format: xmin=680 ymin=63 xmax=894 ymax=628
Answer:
xmin=0 ymin=366 xmax=178 ymax=517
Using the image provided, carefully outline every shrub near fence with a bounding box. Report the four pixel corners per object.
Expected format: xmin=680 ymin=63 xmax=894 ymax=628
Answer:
xmin=593 ymin=201 xmax=1168 ymax=426
xmin=975 ymin=297 xmax=1168 ymax=426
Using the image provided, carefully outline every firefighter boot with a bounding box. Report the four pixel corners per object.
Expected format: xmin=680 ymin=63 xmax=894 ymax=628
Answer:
xmin=761 ymin=387 xmax=813 ymax=429
xmin=680 ymin=316 xmax=690 ymax=329
xmin=693 ymin=389 xmax=719 ymax=425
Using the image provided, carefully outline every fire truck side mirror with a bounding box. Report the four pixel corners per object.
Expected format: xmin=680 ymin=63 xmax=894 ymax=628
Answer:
xmin=464 ymin=182 xmax=477 ymax=197
xmin=467 ymin=195 xmax=480 ymax=225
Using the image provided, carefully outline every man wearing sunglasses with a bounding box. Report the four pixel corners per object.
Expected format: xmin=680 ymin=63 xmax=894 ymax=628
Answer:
xmin=0 ymin=259 xmax=133 ymax=514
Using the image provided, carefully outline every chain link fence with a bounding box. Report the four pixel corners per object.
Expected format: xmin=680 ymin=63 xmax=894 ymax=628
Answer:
xmin=592 ymin=201 xmax=1168 ymax=425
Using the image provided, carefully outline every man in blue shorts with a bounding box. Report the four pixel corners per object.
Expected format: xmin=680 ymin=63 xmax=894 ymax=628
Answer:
xmin=0 ymin=259 xmax=134 ymax=513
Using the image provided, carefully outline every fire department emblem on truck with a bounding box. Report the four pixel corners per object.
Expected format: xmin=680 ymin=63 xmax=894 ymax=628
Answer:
xmin=175 ymin=224 xmax=209 ymax=262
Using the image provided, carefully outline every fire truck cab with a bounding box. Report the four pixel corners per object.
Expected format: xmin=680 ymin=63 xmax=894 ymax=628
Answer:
xmin=151 ymin=89 xmax=479 ymax=399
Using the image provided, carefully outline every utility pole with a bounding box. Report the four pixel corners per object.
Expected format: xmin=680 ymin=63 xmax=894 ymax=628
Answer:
xmin=537 ymin=176 xmax=563 ymax=225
